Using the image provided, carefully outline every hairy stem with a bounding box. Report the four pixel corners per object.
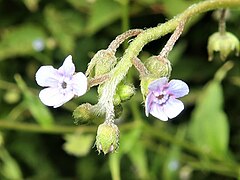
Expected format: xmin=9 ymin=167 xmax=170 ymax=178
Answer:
xmin=108 ymin=29 xmax=143 ymax=53
xmin=159 ymin=18 xmax=186 ymax=58
xmin=88 ymin=74 xmax=110 ymax=88
xmin=219 ymin=9 xmax=227 ymax=35
xmin=132 ymin=57 xmax=149 ymax=77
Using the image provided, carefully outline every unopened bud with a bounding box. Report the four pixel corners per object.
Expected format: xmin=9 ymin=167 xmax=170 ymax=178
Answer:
xmin=95 ymin=122 xmax=119 ymax=154
xmin=208 ymin=32 xmax=239 ymax=61
xmin=117 ymin=83 xmax=135 ymax=102
xmin=145 ymin=56 xmax=172 ymax=78
xmin=73 ymin=103 xmax=104 ymax=124
xmin=73 ymin=103 xmax=93 ymax=124
xmin=86 ymin=50 xmax=117 ymax=77
xmin=113 ymin=93 xmax=121 ymax=106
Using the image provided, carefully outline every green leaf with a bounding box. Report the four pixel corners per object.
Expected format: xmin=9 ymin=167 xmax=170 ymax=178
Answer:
xmin=0 ymin=147 xmax=23 ymax=180
xmin=163 ymin=0 xmax=199 ymax=18
xmin=67 ymin=0 xmax=91 ymax=9
xmin=162 ymin=146 xmax=181 ymax=180
xmin=86 ymin=0 xmax=121 ymax=35
xmin=9 ymin=133 xmax=58 ymax=178
xmin=189 ymin=80 xmax=229 ymax=156
xmin=0 ymin=24 xmax=46 ymax=61
xmin=15 ymin=74 xmax=54 ymax=127
xmin=128 ymin=142 xmax=149 ymax=179
xmin=63 ymin=133 xmax=95 ymax=157
xmin=163 ymin=126 xmax=186 ymax=180
xmin=109 ymin=153 xmax=121 ymax=180
xmin=44 ymin=5 xmax=85 ymax=53
xmin=118 ymin=124 xmax=142 ymax=154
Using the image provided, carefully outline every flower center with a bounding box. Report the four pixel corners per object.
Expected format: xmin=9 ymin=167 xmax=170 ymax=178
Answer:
xmin=61 ymin=81 xmax=67 ymax=89
xmin=157 ymin=94 xmax=164 ymax=99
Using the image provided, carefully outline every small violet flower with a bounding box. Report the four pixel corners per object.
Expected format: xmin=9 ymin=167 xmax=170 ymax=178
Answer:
xmin=35 ymin=55 xmax=88 ymax=108
xmin=145 ymin=77 xmax=189 ymax=121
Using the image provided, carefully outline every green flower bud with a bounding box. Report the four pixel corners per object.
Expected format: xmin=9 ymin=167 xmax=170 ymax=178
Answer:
xmin=116 ymin=83 xmax=135 ymax=102
xmin=73 ymin=103 xmax=104 ymax=124
xmin=113 ymin=93 xmax=121 ymax=106
xmin=73 ymin=103 xmax=94 ymax=124
xmin=145 ymin=56 xmax=172 ymax=78
xmin=86 ymin=50 xmax=117 ymax=77
xmin=208 ymin=32 xmax=239 ymax=61
xmin=95 ymin=122 xmax=119 ymax=154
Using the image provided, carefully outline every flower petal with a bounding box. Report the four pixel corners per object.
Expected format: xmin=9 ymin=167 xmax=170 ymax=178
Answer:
xmin=71 ymin=72 xmax=88 ymax=96
xmin=39 ymin=87 xmax=74 ymax=108
xmin=145 ymin=92 xmax=155 ymax=117
xmin=148 ymin=77 xmax=168 ymax=92
xmin=35 ymin=66 xmax=60 ymax=87
xmin=149 ymin=103 xmax=168 ymax=121
xmin=163 ymin=98 xmax=184 ymax=119
xmin=168 ymin=79 xmax=189 ymax=98
xmin=58 ymin=55 xmax=75 ymax=76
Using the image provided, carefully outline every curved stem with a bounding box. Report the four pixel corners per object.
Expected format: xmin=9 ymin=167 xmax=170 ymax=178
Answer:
xmin=159 ymin=18 xmax=186 ymax=58
xmin=98 ymin=0 xmax=240 ymax=118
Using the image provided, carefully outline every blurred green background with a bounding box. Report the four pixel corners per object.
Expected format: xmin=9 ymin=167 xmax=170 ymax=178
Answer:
xmin=0 ymin=0 xmax=240 ymax=179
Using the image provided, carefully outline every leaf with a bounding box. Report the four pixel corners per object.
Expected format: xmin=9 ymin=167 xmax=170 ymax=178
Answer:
xmin=163 ymin=0 xmax=199 ymax=18
xmin=162 ymin=146 xmax=181 ymax=180
xmin=9 ymin=133 xmax=58 ymax=178
xmin=0 ymin=24 xmax=46 ymax=61
xmin=189 ymin=80 xmax=229 ymax=156
xmin=15 ymin=74 xmax=54 ymax=127
xmin=109 ymin=153 xmax=121 ymax=180
xmin=22 ymin=0 xmax=40 ymax=12
xmin=128 ymin=141 xmax=149 ymax=179
xmin=118 ymin=124 xmax=142 ymax=154
xmin=0 ymin=147 xmax=23 ymax=180
xmin=63 ymin=133 xmax=95 ymax=157
xmin=67 ymin=0 xmax=91 ymax=9
xmin=86 ymin=0 xmax=121 ymax=35
xmin=44 ymin=5 xmax=85 ymax=53
xmin=163 ymin=126 xmax=186 ymax=180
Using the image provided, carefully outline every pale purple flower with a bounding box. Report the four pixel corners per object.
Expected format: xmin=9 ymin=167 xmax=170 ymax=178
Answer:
xmin=35 ymin=55 xmax=88 ymax=108
xmin=145 ymin=77 xmax=189 ymax=121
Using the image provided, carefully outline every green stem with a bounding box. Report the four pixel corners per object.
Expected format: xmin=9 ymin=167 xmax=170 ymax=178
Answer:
xmin=98 ymin=0 xmax=240 ymax=118
xmin=0 ymin=120 xmax=96 ymax=134
xmin=0 ymin=120 xmax=135 ymax=135
xmin=219 ymin=9 xmax=227 ymax=35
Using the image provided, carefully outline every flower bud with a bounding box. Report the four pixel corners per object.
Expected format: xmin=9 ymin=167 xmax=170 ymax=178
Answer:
xmin=73 ymin=103 xmax=104 ymax=124
xmin=145 ymin=56 xmax=172 ymax=78
xmin=86 ymin=49 xmax=117 ymax=77
xmin=95 ymin=122 xmax=119 ymax=154
xmin=113 ymin=93 xmax=121 ymax=106
xmin=208 ymin=32 xmax=239 ymax=61
xmin=73 ymin=103 xmax=93 ymax=124
xmin=116 ymin=83 xmax=135 ymax=102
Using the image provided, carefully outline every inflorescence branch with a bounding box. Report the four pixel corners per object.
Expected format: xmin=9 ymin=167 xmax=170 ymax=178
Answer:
xmin=98 ymin=0 xmax=240 ymax=123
